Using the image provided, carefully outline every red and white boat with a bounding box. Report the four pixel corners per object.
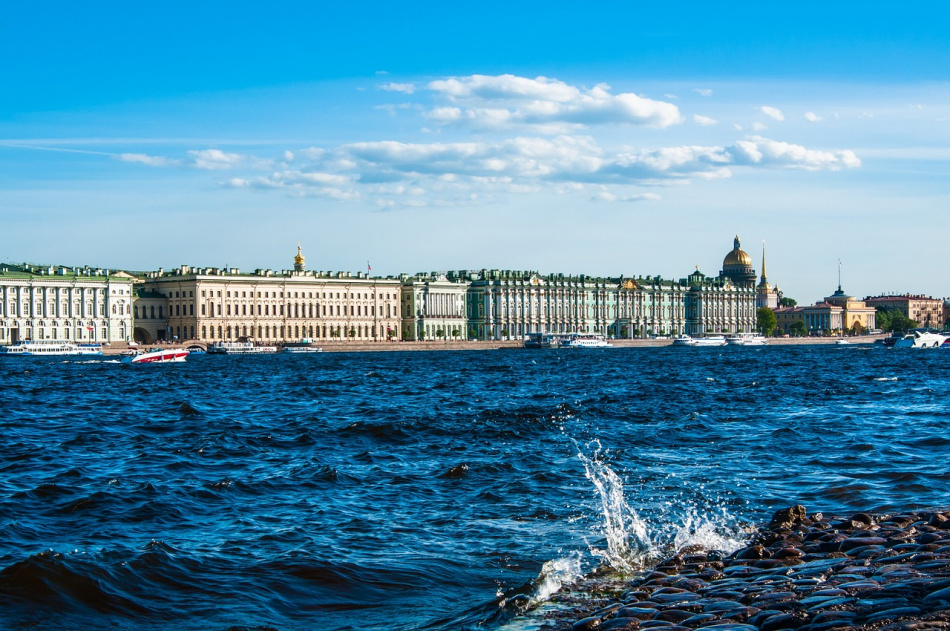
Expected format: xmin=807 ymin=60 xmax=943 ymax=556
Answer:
xmin=126 ymin=348 xmax=190 ymax=364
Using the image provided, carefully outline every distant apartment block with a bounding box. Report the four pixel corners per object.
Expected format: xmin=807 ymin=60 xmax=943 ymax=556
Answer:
xmin=864 ymin=294 xmax=945 ymax=329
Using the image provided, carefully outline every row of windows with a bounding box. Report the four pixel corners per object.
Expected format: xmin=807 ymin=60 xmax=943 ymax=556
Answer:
xmin=137 ymin=303 xmax=395 ymax=319
xmin=177 ymin=289 xmax=399 ymax=301
xmin=164 ymin=324 xmax=392 ymax=341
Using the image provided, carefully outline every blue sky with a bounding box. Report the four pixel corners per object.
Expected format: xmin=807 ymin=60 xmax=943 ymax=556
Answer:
xmin=2 ymin=1 xmax=949 ymax=303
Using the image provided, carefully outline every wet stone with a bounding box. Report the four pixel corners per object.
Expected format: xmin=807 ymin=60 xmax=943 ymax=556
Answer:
xmin=558 ymin=508 xmax=950 ymax=631
xmin=865 ymin=605 xmax=923 ymax=622
xmin=805 ymin=596 xmax=853 ymax=611
xmin=617 ymin=607 xmax=656 ymax=620
xmin=923 ymin=586 xmax=950 ymax=603
xmin=682 ymin=613 xmax=717 ymax=625
xmin=856 ymin=596 xmax=911 ymax=610
xmin=810 ymin=609 xmax=857 ymax=623
xmin=572 ymin=616 xmax=603 ymax=631
xmin=759 ymin=611 xmax=810 ymax=631
xmin=653 ymin=609 xmax=695 ymax=623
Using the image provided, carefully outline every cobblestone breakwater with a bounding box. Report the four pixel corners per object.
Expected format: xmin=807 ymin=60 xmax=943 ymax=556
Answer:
xmin=540 ymin=507 xmax=950 ymax=631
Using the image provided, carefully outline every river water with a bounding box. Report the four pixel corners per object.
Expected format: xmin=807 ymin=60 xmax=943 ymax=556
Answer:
xmin=0 ymin=345 xmax=947 ymax=630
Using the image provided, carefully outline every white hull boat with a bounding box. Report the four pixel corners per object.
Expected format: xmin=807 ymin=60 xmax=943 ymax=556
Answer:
xmin=892 ymin=330 xmax=948 ymax=349
xmin=0 ymin=341 xmax=103 ymax=356
xmin=127 ymin=348 xmax=190 ymax=363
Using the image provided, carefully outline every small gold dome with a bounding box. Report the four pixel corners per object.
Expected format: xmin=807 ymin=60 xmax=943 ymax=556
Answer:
xmin=294 ymin=244 xmax=305 ymax=266
xmin=723 ymin=235 xmax=752 ymax=269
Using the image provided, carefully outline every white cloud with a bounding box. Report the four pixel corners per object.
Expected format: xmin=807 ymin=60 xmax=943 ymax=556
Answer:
xmin=188 ymin=149 xmax=243 ymax=170
xmin=380 ymin=82 xmax=416 ymax=94
xmin=594 ymin=191 xmax=662 ymax=202
xmin=760 ymin=106 xmax=785 ymax=121
xmin=751 ymin=121 xmax=768 ymax=131
xmin=324 ymin=134 xmax=858 ymax=189
xmin=693 ymin=114 xmax=718 ymax=126
xmin=693 ymin=88 xmax=713 ymax=97
xmin=804 ymin=111 xmax=823 ymax=123
xmin=423 ymin=74 xmax=683 ymax=131
xmin=729 ymin=136 xmax=861 ymax=171
xmin=117 ymin=153 xmax=178 ymax=167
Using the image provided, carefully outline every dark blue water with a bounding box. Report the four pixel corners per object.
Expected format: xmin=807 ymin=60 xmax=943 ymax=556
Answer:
xmin=1 ymin=345 xmax=947 ymax=630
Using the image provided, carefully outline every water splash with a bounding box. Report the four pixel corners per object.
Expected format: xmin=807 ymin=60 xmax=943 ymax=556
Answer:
xmin=577 ymin=443 xmax=649 ymax=572
xmin=576 ymin=443 xmax=747 ymax=573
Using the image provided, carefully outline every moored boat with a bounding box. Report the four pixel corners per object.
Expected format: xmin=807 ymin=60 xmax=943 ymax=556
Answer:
xmin=0 ymin=341 xmax=103 ymax=356
xmin=523 ymin=333 xmax=560 ymax=349
xmin=726 ymin=333 xmax=769 ymax=346
xmin=282 ymin=346 xmax=323 ymax=353
xmin=674 ymin=335 xmax=727 ymax=347
xmin=207 ymin=341 xmax=278 ymax=355
xmin=559 ymin=333 xmax=612 ymax=348
xmin=282 ymin=338 xmax=323 ymax=353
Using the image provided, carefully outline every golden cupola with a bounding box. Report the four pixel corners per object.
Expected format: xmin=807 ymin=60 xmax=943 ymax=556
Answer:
xmin=293 ymin=244 xmax=305 ymax=272
xmin=722 ymin=235 xmax=752 ymax=269
xmin=719 ymin=235 xmax=757 ymax=289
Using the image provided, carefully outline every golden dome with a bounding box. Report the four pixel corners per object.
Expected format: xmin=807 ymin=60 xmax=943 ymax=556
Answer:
xmin=722 ymin=235 xmax=752 ymax=269
xmin=294 ymin=244 xmax=305 ymax=266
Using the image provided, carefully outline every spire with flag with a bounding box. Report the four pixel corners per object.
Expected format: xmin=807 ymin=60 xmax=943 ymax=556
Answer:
xmin=367 ymin=261 xmax=372 ymax=273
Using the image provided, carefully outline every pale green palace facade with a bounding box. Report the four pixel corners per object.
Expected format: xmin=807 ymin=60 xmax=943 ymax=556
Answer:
xmin=0 ymin=264 xmax=134 ymax=345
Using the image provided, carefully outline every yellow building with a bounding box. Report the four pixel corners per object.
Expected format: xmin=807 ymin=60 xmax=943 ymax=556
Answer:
xmin=132 ymin=247 xmax=400 ymax=344
xmin=864 ymin=295 xmax=944 ymax=330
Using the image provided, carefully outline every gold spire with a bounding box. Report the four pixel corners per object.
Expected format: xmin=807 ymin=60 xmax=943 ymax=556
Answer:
xmin=294 ymin=243 xmax=305 ymax=271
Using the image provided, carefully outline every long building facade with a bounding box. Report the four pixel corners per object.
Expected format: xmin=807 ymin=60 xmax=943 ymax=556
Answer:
xmin=125 ymin=238 xmax=761 ymax=344
xmin=395 ymin=237 xmax=758 ymax=340
xmin=134 ymin=250 xmax=400 ymax=344
xmin=0 ymin=264 xmax=134 ymax=345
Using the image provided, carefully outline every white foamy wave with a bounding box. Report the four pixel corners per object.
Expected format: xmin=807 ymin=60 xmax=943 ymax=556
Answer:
xmin=532 ymin=552 xmax=584 ymax=603
xmin=670 ymin=507 xmax=746 ymax=555
xmin=874 ymin=377 xmax=898 ymax=382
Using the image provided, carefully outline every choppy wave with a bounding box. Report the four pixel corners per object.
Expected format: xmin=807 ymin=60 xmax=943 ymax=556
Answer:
xmin=1 ymin=346 xmax=948 ymax=629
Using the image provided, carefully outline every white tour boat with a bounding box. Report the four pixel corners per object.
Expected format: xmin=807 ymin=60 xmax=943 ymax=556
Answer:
xmin=126 ymin=348 xmax=190 ymax=363
xmin=726 ymin=333 xmax=769 ymax=346
xmin=282 ymin=338 xmax=323 ymax=353
xmin=559 ymin=333 xmax=612 ymax=348
xmin=892 ymin=330 xmax=948 ymax=349
xmin=673 ymin=335 xmax=727 ymax=347
xmin=207 ymin=341 xmax=279 ymax=355
xmin=282 ymin=346 xmax=324 ymax=353
xmin=0 ymin=341 xmax=103 ymax=357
